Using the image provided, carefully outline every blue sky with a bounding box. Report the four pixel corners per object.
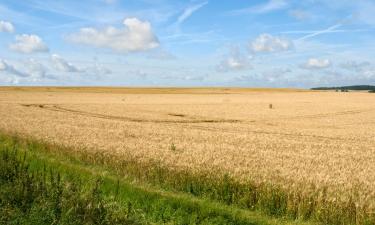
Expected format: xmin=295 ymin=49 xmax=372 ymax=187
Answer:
xmin=1 ymin=0 xmax=375 ymax=88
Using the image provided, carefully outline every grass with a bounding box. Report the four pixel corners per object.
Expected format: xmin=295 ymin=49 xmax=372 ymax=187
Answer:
xmin=0 ymin=145 xmax=138 ymax=224
xmin=16 ymin=137 xmax=369 ymax=225
xmin=0 ymin=133 xmax=314 ymax=225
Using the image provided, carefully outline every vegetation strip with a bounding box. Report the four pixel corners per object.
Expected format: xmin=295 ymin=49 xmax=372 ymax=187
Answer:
xmin=7 ymin=132 xmax=372 ymax=225
xmin=3 ymin=130 xmax=374 ymax=225
xmin=0 ymin=133 xmax=313 ymax=225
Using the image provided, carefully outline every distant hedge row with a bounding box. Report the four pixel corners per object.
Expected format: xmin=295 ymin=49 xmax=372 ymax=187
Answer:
xmin=311 ymin=85 xmax=375 ymax=91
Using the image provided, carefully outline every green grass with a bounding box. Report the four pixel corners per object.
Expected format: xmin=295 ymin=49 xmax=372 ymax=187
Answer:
xmin=12 ymin=135 xmax=370 ymax=225
xmin=0 ymin=146 xmax=139 ymax=224
xmin=0 ymin=133 xmax=316 ymax=225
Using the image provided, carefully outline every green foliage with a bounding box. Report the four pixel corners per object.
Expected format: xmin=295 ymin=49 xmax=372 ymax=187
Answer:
xmin=0 ymin=147 xmax=138 ymax=225
xmin=0 ymin=134 xmax=298 ymax=225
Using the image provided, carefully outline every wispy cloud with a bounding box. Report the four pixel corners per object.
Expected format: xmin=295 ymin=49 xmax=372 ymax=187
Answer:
xmin=295 ymin=24 xmax=342 ymax=41
xmin=294 ymin=15 xmax=355 ymax=41
xmin=51 ymin=54 xmax=81 ymax=72
xmin=282 ymin=29 xmax=368 ymax=35
xmin=229 ymin=0 xmax=289 ymax=15
xmin=176 ymin=1 xmax=208 ymax=25
xmin=0 ymin=59 xmax=29 ymax=77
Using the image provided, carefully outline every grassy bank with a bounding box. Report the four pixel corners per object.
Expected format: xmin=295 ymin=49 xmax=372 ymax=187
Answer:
xmin=1 ymin=132 xmax=372 ymax=224
xmin=5 ymin=133 xmax=372 ymax=225
xmin=0 ymin=133 xmax=313 ymax=225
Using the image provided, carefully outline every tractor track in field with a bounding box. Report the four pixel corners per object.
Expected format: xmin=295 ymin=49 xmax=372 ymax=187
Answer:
xmin=274 ymin=109 xmax=374 ymax=121
xmin=20 ymin=104 xmax=241 ymax=124
xmin=20 ymin=103 xmax=374 ymax=143
xmin=186 ymin=124 xmax=361 ymax=142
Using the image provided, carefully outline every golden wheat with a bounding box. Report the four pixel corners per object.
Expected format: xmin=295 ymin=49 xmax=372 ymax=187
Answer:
xmin=1 ymin=87 xmax=374 ymax=211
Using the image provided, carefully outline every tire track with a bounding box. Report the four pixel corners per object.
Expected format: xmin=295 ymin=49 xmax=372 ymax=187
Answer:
xmin=20 ymin=103 xmax=374 ymax=142
xmin=20 ymin=104 xmax=241 ymax=124
xmin=187 ymin=124 xmax=358 ymax=142
xmin=270 ymin=109 xmax=374 ymax=121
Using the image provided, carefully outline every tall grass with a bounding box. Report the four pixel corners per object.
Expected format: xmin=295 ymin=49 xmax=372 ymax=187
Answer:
xmin=3 ymin=133 xmax=374 ymax=225
xmin=80 ymin=151 xmax=375 ymax=225
xmin=0 ymin=146 xmax=139 ymax=224
xmin=0 ymin=133 xmax=306 ymax=225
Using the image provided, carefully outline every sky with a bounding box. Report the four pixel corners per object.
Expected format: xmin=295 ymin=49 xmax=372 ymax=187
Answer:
xmin=1 ymin=0 xmax=375 ymax=88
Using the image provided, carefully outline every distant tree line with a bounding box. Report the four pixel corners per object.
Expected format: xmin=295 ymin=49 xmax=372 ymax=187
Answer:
xmin=311 ymin=85 xmax=375 ymax=93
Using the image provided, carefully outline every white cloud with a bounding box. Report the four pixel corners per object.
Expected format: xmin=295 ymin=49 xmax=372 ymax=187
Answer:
xmin=0 ymin=59 xmax=28 ymax=77
xmin=295 ymin=24 xmax=342 ymax=41
xmin=0 ymin=20 xmax=14 ymax=33
xmin=9 ymin=34 xmax=49 ymax=53
xmin=250 ymin=34 xmax=293 ymax=53
xmin=51 ymin=54 xmax=80 ymax=72
xmin=230 ymin=0 xmax=288 ymax=15
xmin=69 ymin=18 xmax=159 ymax=53
xmin=50 ymin=54 xmax=112 ymax=77
xmin=176 ymin=1 xmax=208 ymax=25
xmin=217 ymin=47 xmax=252 ymax=72
xmin=27 ymin=59 xmax=47 ymax=78
xmin=302 ymin=58 xmax=332 ymax=69
xmin=25 ymin=59 xmax=57 ymax=80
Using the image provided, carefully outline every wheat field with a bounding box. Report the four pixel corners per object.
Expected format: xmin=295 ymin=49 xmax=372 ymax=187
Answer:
xmin=1 ymin=87 xmax=375 ymax=221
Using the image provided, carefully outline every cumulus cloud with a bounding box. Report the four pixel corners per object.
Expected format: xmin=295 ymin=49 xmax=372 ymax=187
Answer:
xmin=0 ymin=20 xmax=14 ymax=33
xmin=9 ymin=34 xmax=49 ymax=53
xmin=250 ymin=34 xmax=293 ymax=53
xmin=69 ymin=18 xmax=159 ymax=53
xmin=0 ymin=59 xmax=28 ymax=77
xmin=51 ymin=54 xmax=80 ymax=72
xmin=217 ymin=47 xmax=252 ymax=72
xmin=302 ymin=58 xmax=332 ymax=69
